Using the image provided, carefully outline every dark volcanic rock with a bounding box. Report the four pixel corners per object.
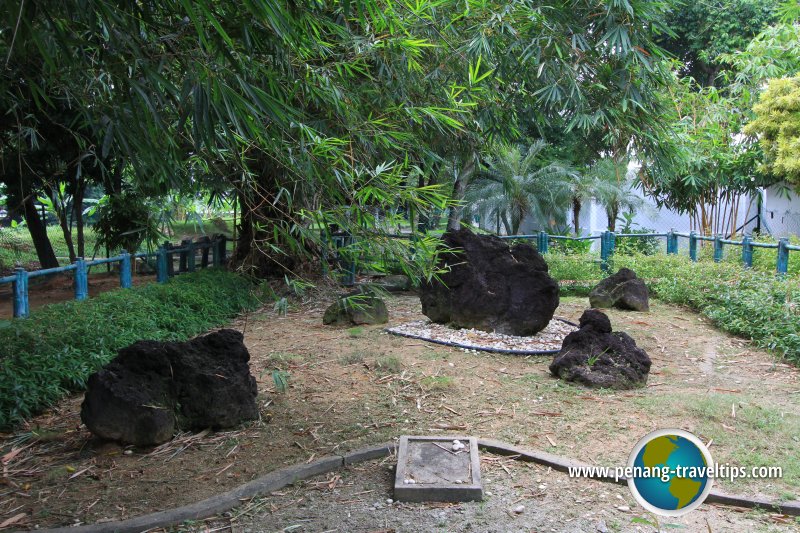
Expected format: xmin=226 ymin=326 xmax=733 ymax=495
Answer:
xmin=549 ymin=309 xmax=651 ymax=389
xmin=369 ymin=274 xmax=412 ymax=292
xmin=81 ymin=329 xmax=258 ymax=446
xmin=323 ymin=288 xmax=389 ymax=325
xmin=419 ymin=228 xmax=559 ymax=336
xmin=589 ymin=268 xmax=650 ymax=312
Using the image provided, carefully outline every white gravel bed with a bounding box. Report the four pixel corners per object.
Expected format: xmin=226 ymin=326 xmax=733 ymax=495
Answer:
xmin=387 ymin=318 xmax=578 ymax=354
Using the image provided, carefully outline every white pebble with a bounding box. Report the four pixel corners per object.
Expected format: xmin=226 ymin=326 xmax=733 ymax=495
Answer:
xmin=386 ymin=498 xmax=393 ymax=504
xmin=513 ymin=505 xmax=525 ymax=514
xmin=616 ymin=505 xmax=630 ymax=512
xmin=123 ymin=449 xmax=133 ymax=456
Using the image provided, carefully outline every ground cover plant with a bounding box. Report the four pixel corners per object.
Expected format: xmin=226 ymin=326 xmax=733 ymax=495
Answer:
xmin=0 ymin=269 xmax=260 ymax=428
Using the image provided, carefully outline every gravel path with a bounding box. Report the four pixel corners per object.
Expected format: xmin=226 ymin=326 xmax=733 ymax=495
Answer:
xmin=387 ymin=318 xmax=578 ymax=354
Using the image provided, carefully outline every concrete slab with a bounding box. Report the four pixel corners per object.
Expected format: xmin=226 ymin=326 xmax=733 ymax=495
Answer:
xmin=394 ymin=435 xmax=483 ymax=502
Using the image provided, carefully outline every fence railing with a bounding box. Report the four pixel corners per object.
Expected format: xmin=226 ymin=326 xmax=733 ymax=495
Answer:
xmin=1 ymin=235 xmax=228 ymax=318
xmin=500 ymin=230 xmax=799 ymax=274
xmin=322 ymin=228 xmax=799 ymax=284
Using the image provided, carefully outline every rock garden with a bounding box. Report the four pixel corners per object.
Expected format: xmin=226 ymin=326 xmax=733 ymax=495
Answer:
xmin=1 ymin=230 xmax=799 ymax=532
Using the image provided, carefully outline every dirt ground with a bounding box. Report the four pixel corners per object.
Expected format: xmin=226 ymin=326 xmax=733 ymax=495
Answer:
xmin=183 ymin=454 xmax=798 ymax=533
xmin=1 ymin=292 xmax=799 ymax=531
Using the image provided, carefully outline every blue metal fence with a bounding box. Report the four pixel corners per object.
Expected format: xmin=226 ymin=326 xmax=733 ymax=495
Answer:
xmin=501 ymin=230 xmax=799 ymax=274
xmin=1 ymin=235 xmax=228 ymax=318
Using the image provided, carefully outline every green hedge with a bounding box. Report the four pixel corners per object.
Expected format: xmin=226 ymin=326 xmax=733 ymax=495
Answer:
xmin=547 ymin=253 xmax=800 ymax=364
xmin=0 ymin=269 xmax=261 ymax=429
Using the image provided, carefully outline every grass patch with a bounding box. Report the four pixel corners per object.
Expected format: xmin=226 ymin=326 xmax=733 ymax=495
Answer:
xmin=347 ymin=326 xmax=365 ymax=338
xmin=374 ymin=355 xmax=402 ymax=374
xmin=420 ymin=375 xmax=454 ymax=390
xmin=0 ymin=268 xmax=261 ymax=429
xmin=340 ymin=351 xmax=366 ymax=365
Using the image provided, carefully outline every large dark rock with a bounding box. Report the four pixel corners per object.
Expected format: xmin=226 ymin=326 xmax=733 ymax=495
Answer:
xmin=589 ymin=268 xmax=649 ymax=312
xmin=419 ymin=228 xmax=559 ymax=336
xmin=549 ymin=310 xmax=651 ymax=389
xmin=81 ymin=329 xmax=258 ymax=446
xmin=323 ymin=288 xmax=389 ymax=325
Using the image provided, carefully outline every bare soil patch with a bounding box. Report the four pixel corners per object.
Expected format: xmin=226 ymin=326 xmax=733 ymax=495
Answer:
xmin=179 ymin=454 xmax=798 ymax=533
xmin=1 ymin=293 xmax=799 ymax=530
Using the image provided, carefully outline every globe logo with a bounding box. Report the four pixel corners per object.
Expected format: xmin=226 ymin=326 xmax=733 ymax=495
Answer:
xmin=627 ymin=429 xmax=714 ymax=516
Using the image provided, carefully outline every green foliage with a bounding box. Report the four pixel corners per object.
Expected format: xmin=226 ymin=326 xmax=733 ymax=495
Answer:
xmin=657 ymin=0 xmax=781 ymax=85
xmin=0 ymin=269 xmax=260 ymax=429
xmin=745 ymin=76 xmax=800 ymax=186
xmin=614 ymin=230 xmax=661 ymax=256
xmin=465 ymin=141 xmax=573 ymax=235
xmin=271 ymin=371 xmax=289 ymax=394
xmin=548 ymin=237 xmax=592 ymax=256
xmin=93 ymin=192 xmax=163 ymax=254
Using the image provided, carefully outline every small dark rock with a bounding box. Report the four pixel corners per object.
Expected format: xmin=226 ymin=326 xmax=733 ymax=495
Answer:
xmin=589 ymin=268 xmax=649 ymax=312
xmin=81 ymin=329 xmax=258 ymax=446
xmin=369 ymin=274 xmax=412 ymax=292
xmin=549 ymin=310 xmax=651 ymax=389
xmin=323 ymin=289 xmax=389 ymax=325
xmin=419 ymin=228 xmax=559 ymax=336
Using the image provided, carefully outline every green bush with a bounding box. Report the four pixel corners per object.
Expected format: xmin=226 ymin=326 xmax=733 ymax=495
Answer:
xmin=614 ymin=229 xmax=661 ymax=256
xmin=0 ymin=268 xmax=261 ymax=429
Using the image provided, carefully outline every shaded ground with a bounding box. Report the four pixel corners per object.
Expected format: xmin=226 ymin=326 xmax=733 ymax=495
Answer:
xmin=175 ymin=455 xmax=797 ymax=533
xmin=0 ymin=293 xmax=798 ymax=531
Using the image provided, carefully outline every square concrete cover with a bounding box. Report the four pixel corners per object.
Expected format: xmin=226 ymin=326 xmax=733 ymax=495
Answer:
xmin=394 ymin=435 xmax=483 ymax=502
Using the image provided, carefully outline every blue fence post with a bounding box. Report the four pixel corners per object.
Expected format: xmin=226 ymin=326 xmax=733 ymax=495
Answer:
xmin=165 ymin=241 xmax=175 ymax=277
xmin=777 ymin=238 xmax=789 ymax=275
xmin=219 ymin=235 xmax=227 ymax=264
xmin=689 ymin=231 xmax=698 ymax=262
xmin=157 ymin=245 xmax=169 ymax=283
xmin=713 ymin=235 xmax=723 ymax=263
xmin=666 ymin=230 xmax=677 ymax=255
xmin=212 ymin=237 xmax=221 ymax=267
xmin=187 ymin=239 xmax=196 ymax=272
xmin=538 ymin=231 xmax=548 ymax=254
xmin=12 ymin=268 xmax=29 ymax=318
xmin=179 ymin=239 xmax=190 ymax=273
xmin=741 ymin=236 xmax=753 ymax=268
xmin=74 ymin=258 xmax=89 ymax=301
xmin=600 ymin=231 xmax=610 ymax=272
xmin=199 ymin=236 xmax=211 ymax=268
xmin=120 ymin=249 xmax=132 ymax=289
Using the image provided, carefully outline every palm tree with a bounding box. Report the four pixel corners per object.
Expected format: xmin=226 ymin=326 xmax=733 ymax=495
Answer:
xmin=464 ymin=141 xmax=574 ymax=235
xmin=588 ymin=158 xmax=647 ymax=232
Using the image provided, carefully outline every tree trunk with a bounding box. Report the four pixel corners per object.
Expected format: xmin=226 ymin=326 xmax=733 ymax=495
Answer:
xmin=22 ymin=196 xmax=59 ymax=268
xmin=606 ymin=203 xmax=619 ymax=232
xmin=73 ymin=179 xmax=86 ymax=258
xmin=447 ymin=152 xmax=477 ymax=231
xmin=572 ymin=197 xmax=581 ymax=235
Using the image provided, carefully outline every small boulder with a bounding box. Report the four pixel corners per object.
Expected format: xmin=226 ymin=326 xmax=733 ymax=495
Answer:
xmin=419 ymin=228 xmax=559 ymax=336
xmin=589 ymin=268 xmax=649 ymax=312
xmin=81 ymin=329 xmax=258 ymax=446
xmin=369 ymin=274 xmax=412 ymax=292
xmin=323 ymin=289 xmax=388 ymax=325
xmin=549 ymin=310 xmax=651 ymax=389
